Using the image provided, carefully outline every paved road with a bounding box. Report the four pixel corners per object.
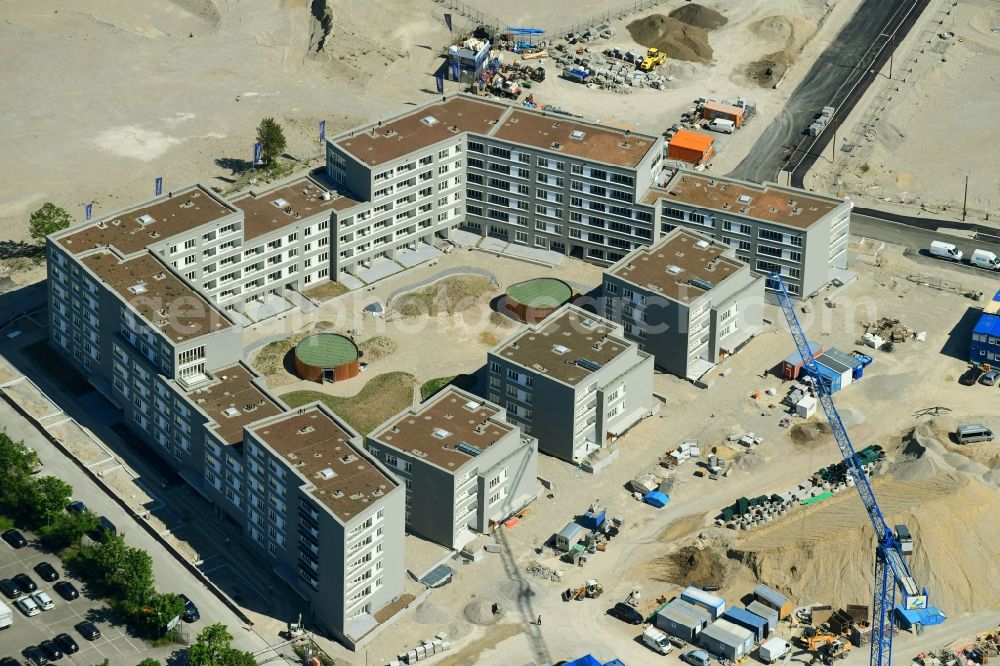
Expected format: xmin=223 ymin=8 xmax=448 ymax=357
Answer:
xmin=730 ymin=0 xmax=927 ymax=184
xmin=852 ymin=212 xmax=1000 ymax=278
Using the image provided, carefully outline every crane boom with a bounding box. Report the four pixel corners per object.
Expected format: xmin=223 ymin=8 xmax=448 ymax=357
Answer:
xmin=769 ymin=274 xmax=934 ymax=666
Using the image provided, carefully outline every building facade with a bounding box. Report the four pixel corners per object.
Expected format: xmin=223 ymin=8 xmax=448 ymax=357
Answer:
xmin=603 ymin=228 xmax=764 ymax=379
xmin=486 ymin=304 xmax=655 ymax=463
xmin=366 ymin=387 xmax=538 ymax=550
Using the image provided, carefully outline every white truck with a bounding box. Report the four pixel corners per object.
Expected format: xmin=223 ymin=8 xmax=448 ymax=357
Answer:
xmin=929 ymin=240 xmax=963 ymax=262
xmin=971 ymin=249 xmax=1000 ymax=271
xmin=0 ymin=599 xmax=12 ymax=629
xmin=642 ymin=626 xmax=673 ymax=655
xmin=759 ymin=637 xmax=792 ymax=663
xmin=706 ymin=118 xmax=735 ymax=134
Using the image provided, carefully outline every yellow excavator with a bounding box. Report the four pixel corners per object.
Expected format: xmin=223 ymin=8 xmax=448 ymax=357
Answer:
xmin=639 ymin=47 xmax=668 ymax=71
xmin=800 ymin=630 xmax=851 ymax=664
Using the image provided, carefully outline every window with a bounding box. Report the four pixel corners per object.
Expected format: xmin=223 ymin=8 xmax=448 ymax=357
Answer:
xmin=469 ymin=141 xmax=484 ymax=153
xmin=490 ymin=361 xmax=502 ymax=374
xmin=515 ymin=231 xmax=528 ymax=243
xmin=535 ymin=236 xmax=547 ymax=248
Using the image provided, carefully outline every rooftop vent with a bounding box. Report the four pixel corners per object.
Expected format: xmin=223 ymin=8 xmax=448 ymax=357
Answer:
xmin=577 ymin=358 xmax=601 ymax=372
xmin=553 ymin=344 xmax=569 ymax=355
xmin=298 ymin=425 xmax=315 ymax=434
xmin=689 ymin=277 xmax=714 ymax=291
xmin=420 ymin=115 xmax=439 ymax=126
xmin=551 ymin=142 xmax=562 ymax=149
xmin=96 ymin=221 xmax=107 ymax=229
xmin=464 ymin=400 xmax=480 ymax=411
xmin=271 ymin=198 xmax=290 ymax=208
xmin=738 ymin=194 xmax=752 ymax=204
xmin=136 ymin=214 xmax=155 ymax=226
xmin=154 ymin=272 xmax=166 ymax=281
xmin=339 ymin=454 xmax=357 ymax=464
xmin=317 ymin=468 xmax=335 ymax=480
xmin=581 ymin=318 xmax=597 ymax=329
xmin=432 ymin=428 xmax=452 ymax=439
xmin=222 ymin=406 xmax=240 ymax=417
xmin=128 ymin=283 xmax=147 ymax=295
xmin=456 ymin=442 xmax=482 ymax=457
xmin=331 ymin=489 xmax=344 ymax=498
xmin=570 ymin=130 xmax=586 ymax=140
xmin=694 ymin=240 xmax=710 ymax=250
xmin=111 ymin=218 xmax=122 ymax=226
xmin=666 ymin=265 xmax=682 ymax=274
xmin=383 ymin=129 xmax=397 ymax=137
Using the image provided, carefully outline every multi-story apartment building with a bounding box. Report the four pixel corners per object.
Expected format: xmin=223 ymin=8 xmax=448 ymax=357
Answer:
xmin=486 ymin=304 xmax=655 ymax=463
xmin=244 ymin=406 xmax=404 ymax=647
xmin=644 ymin=170 xmax=852 ymax=299
xmin=324 ymin=95 xmax=849 ymax=298
xmin=366 ymin=387 xmax=538 ymax=550
xmin=603 ymin=228 xmax=764 ymax=380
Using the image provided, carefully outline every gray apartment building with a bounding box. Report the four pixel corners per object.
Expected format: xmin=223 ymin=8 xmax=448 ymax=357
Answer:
xmin=644 ymin=170 xmax=852 ymax=299
xmin=367 ymin=387 xmax=538 ymax=550
xmin=603 ymin=228 xmax=764 ymax=380
xmin=486 ymin=304 xmax=655 ymax=463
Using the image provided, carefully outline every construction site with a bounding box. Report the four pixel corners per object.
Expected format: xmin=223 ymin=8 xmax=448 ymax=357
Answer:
xmin=2 ymin=1 xmax=1000 ymax=666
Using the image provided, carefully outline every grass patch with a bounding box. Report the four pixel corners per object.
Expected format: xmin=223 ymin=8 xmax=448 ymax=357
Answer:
xmin=490 ymin=311 xmax=517 ymax=329
xmin=281 ymin=372 xmax=415 ymax=435
xmin=420 ymin=374 xmax=477 ymax=401
xmin=252 ymin=330 xmax=313 ymax=377
xmin=305 ymin=281 xmax=350 ymax=302
xmin=358 ymin=336 xmax=397 ymax=363
xmin=0 ymin=515 xmax=13 ymax=531
xmin=394 ymin=276 xmax=493 ymax=318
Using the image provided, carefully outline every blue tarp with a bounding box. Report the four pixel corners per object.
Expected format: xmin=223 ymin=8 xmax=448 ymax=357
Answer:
xmin=604 ymin=661 xmax=627 ymax=666
xmin=565 ymin=656 xmax=602 ymax=666
xmin=643 ymin=491 xmax=669 ymax=508
xmin=896 ymin=606 xmax=947 ymax=628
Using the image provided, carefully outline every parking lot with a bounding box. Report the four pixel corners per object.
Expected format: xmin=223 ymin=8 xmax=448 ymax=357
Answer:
xmin=0 ymin=530 xmax=178 ymax=664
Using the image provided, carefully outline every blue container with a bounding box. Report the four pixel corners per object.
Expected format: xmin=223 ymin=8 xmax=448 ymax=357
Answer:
xmin=580 ymin=510 xmax=606 ymax=530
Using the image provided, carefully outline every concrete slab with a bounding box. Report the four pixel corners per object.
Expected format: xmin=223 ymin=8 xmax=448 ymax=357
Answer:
xmin=244 ymin=293 xmax=294 ymax=322
xmin=479 ymin=236 xmax=508 ymax=253
xmin=338 ymin=273 xmax=365 ymax=290
xmin=357 ymin=257 xmax=404 ymax=283
xmin=504 ymin=244 xmax=566 ymax=267
xmin=396 ymin=242 xmax=441 ymax=268
xmin=448 ymin=229 xmax=483 ymax=247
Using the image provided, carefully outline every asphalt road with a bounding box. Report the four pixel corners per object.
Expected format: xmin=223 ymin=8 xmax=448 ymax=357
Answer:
xmin=729 ymin=0 xmax=927 ymax=184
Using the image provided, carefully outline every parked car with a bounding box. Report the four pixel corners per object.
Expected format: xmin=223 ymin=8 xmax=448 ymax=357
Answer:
xmin=0 ymin=578 xmax=22 ymax=599
xmin=33 ymin=562 xmax=59 ymax=583
xmin=65 ymin=501 xmax=86 ymax=514
xmin=681 ymin=649 xmax=712 ymax=666
xmin=178 ymin=594 xmax=200 ymax=622
xmin=38 ymin=641 xmax=62 ymax=661
xmin=1 ymin=529 xmax=27 ymax=549
xmin=12 ymin=574 xmax=36 ymax=593
xmin=20 ymin=646 xmax=48 ymax=666
xmin=0 ymin=656 xmax=23 ymax=666
xmin=53 ymin=634 xmax=79 ymax=654
xmin=31 ymin=591 xmax=54 ymax=611
xmin=960 ymin=366 xmax=984 ymax=385
xmin=607 ymin=602 xmax=644 ymax=624
xmin=53 ymin=582 xmax=78 ymax=601
xmin=981 ymin=369 xmax=1000 ymax=386
xmin=75 ymin=621 xmax=101 ymax=641
xmin=16 ymin=595 xmax=41 ymax=617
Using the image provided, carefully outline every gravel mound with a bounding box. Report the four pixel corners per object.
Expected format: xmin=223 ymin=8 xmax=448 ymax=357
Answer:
xmin=626 ymin=15 xmax=713 ymax=63
xmin=464 ymin=598 xmax=505 ymax=626
xmin=669 ymin=4 xmax=728 ymax=30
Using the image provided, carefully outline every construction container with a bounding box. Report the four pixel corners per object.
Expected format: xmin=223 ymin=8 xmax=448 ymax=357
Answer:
xmin=806 ymin=357 xmax=845 ymax=393
xmin=655 ymin=599 xmax=712 ymax=641
xmin=795 ymin=395 xmax=817 ymax=418
xmin=753 ymin=584 xmax=793 ymax=619
xmin=555 ymin=522 xmax=584 ymax=552
xmin=668 ymin=130 xmax=714 ymax=165
xmin=822 ymin=348 xmax=865 ymax=381
xmin=702 ymin=101 xmax=745 ymax=128
xmin=781 ymin=340 xmax=823 ymax=379
xmin=722 ymin=607 xmax=768 ymax=641
xmin=580 ymin=509 xmax=606 ymax=530
xmin=699 ymin=619 xmax=754 ymax=660
xmin=745 ymin=600 xmax=779 ymax=633
xmin=681 ymin=586 xmax=726 ymax=620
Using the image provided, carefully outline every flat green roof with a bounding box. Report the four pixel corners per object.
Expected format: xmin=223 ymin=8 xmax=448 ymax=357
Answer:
xmin=295 ymin=333 xmax=359 ymax=368
xmin=506 ymin=278 xmax=572 ymax=307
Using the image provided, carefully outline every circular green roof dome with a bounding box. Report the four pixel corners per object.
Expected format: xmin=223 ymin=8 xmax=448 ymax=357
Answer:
xmin=505 ymin=278 xmax=572 ymax=307
xmin=294 ymin=333 xmax=359 ymax=368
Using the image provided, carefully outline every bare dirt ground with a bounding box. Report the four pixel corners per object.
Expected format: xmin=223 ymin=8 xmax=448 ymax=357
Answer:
xmin=807 ymin=0 xmax=1000 ymax=223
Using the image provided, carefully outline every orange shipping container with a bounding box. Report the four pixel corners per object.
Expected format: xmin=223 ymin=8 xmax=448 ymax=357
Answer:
xmin=668 ymin=130 xmax=714 ymax=165
xmin=702 ymin=101 xmax=745 ymax=128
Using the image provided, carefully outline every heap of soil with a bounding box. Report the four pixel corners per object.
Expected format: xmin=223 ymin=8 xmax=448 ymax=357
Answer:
xmin=669 ymin=4 xmax=728 ymax=30
xmin=654 ymin=545 xmax=727 ymax=588
xmin=789 ymin=421 xmax=832 ymax=446
xmin=626 ymin=15 xmax=713 ymax=63
xmin=747 ymin=50 xmax=795 ymax=87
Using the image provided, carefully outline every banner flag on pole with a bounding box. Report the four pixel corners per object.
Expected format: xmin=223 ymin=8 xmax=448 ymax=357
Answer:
xmin=451 ymin=60 xmax=460 ymax=82
xmin=154 ymin=177 xmax=163 ymax=196
xmin=444 ymin=13 xmax=452 ymax=32
xmin=319 ymin=120 xmax=326 ymax=143
xmin=85 ymin=203 xmax=93 ymax=221
xmin=435 ymin=73 xmax=445 ymax=93
xmin=253 ymin=142 xmax=263 ymax=166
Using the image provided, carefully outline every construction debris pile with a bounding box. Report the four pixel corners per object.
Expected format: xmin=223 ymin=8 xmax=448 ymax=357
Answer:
xmin=915 ymin=625 xmax=1000 ymax=666
xmin=860 ymin=317 xmax=914 ymax=349
xmin=551 ymin=43 xmax=674 ymax=92
xmin=562 ymin=22 xmax=616 ymax=44
xmin=526 ymin=560 xmax=563 ymax=583
xmin=717 ymin=445 xmax=885 ymax=530
xmin=474 ymin=55 xmax=545 ymax=100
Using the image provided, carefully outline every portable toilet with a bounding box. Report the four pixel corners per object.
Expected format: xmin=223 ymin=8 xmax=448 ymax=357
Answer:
xmin=681 ymin=586 xmax=726 ymax=620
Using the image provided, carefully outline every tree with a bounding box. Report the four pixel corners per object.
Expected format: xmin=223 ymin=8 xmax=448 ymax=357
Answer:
xmin=24 ymin=475 xmax=73 ymax=526
xmin=29 ymin=202 xmax=71 ymax=243
xmin=90 ymin=533 xmax=155 ymax=604
xmin=131 ymin=592 xmax=185 ymax=640
xmin=0 ymin=433 xmax=39 ymax=513
xmin=38 ymin=509 xmax=99 ymax=550
xmin=187 ymin=623 xmax=256 ymax=666
xmin=137 ymin=660 xmax=161 ymax=666
xmin=256 ymin=117 xmax=286 ymax=167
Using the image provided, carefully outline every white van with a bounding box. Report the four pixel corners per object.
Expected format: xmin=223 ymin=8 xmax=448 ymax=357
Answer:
xmin=642 ymin=626 xmax=673 ymax=655
xmin=707 ymin=118 xmax=735 ymax=134
xmin=929 ymin=240 xmax=963 ymax=262
xmin=971 ymin=249 xmax=1000 ymax=271
xmin=956 ymin=424 xmax=993 ymax=444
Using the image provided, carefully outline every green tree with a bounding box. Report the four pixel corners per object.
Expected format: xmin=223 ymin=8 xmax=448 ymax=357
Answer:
xmin=0 ymin=433 xmax=38 ymax=513
xmin=91 ymin=533 xmax=155 ymax=604
xmin=38 ymin=509 xmax=99 ymax=550
xmin=24 ymin=475 xmax=73 ymax=526
xmin=29 ymin=202 xmax=72 ymax=243
xmin=137 ymin=660 xmax=161 ymax=666
xmin=187 ymin=623 xmax=257 ymax=666
xmin=256 ymin=117 xmax=286 ymax=167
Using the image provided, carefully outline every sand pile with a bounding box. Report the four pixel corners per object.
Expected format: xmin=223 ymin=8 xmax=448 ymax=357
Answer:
xmin=626 ymin=15 xmax=713 ymax=63
xmin=789 ymin=421 xmax=832 ymax=447
xmin=727 ymin=471 xmax=1000 ymax=613
xmin=668 ymin=4 xmax=728 ymax=30
xmin=747 ymin=51 xmax=795 ymax=88
xmin=655 ymin=545 xmax=727 ymax=588
xmin=464 ymin=599 xmax=505 ymax=626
